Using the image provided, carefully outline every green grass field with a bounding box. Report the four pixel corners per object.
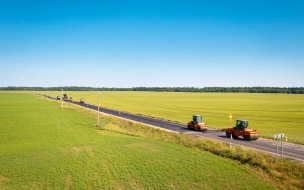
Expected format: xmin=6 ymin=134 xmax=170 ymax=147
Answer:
xmin=42 ymin=91 xmax=304 ymax=144
xmin=0 ymin=93 xmax=277 ymax=189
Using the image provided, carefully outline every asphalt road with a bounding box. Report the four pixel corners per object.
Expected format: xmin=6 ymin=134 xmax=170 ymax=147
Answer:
xmin=47 ymin=95 xmax=304 ymax=162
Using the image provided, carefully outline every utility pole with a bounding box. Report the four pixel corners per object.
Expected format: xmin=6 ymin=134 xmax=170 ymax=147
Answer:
xmin=61 ymin=89 xmax=63 ymax=109
xmin=97 ymin=91 xmax=101 ymax=123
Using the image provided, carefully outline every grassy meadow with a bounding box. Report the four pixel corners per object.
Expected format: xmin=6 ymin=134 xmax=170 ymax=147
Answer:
xmin=42 ymin=91 xmax=304 ymax=144
xmin=0 ymin=93 xmax=278 ymax=189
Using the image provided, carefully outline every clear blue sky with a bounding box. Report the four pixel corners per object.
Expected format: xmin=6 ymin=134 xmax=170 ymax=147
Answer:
xmin=1 ymin=0 xmax=303 ymax=87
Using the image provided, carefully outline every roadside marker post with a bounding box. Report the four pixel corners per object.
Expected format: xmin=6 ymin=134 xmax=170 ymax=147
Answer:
xmin=229 ymin=113 xmax=232 ymax=127
xmin=274 ymin=133 xmax=284 ymax=162
xmin=61 ymin=89 xmax=63 ymax=109
xmin=229 ymin=113 xmax=233 ymax=139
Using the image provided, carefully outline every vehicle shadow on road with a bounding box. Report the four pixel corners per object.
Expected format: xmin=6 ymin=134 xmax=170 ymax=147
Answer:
xmin=180 ymin=127 xmax=208 ymax=133
xmin=218 ymin=135 xmax=244 ymax=141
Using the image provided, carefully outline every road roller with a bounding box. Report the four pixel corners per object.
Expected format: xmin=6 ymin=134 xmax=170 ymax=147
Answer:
xmin=226 ymin=119 xmax=259 ymax=141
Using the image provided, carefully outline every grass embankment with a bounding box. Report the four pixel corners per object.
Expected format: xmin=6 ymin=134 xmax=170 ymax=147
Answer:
xmin=80 ymin=103 xmax=304 ymax=190
xmin=44 ymin=93 xmax=304 ymax=189
xmin=0 ymin=93 xmax=278 ymax=189
xmin=43 ymin=91 xmax=304 ymax=144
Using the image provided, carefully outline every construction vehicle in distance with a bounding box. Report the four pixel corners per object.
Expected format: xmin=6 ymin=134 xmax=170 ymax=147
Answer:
xmin=80 ymin=98 xmax=85 ymax=103
xmin=56 ymin=96 xmax=61 ymax=100
xmin=226 ymin=119 xmax=259 ymax=141
xmin=70 ymin=97 xmax=73 ymax=101
xmin=63 ymin=94 xmax=68 ymax=100
xmin=187 ymin=115 xmax=208 ymax=131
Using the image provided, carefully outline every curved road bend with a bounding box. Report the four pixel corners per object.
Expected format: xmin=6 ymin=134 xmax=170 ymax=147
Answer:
xmin=46 ymin=95 xmax=304 ymax=162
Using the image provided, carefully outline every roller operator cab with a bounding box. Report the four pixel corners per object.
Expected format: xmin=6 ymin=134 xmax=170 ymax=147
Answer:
xmin=187 ymin=115 xmax=208 ymax=131
xmin=226 ymin=120 xmax=259 ymax=141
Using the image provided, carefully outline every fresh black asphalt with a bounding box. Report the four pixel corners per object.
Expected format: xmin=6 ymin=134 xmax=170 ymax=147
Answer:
xmin=46 ymin=95 xmax=304 ymax=162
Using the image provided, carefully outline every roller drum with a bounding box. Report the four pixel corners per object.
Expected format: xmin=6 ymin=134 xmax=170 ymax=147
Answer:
xmin=250 ymin=134 xmax=259 ymax=140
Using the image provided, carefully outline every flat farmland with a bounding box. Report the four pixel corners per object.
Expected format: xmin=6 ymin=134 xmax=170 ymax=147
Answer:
xmin=43 ymin=91 xmax=304 ymax=144
xmin=0 ymin=93 xmax=277 ymax=189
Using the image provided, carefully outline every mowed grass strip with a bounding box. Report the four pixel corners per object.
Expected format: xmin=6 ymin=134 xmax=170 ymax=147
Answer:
xmin=0 ymin=93 xmax=276 ymax=189
xmin=43 ymin=91 xmax=304 ymax=144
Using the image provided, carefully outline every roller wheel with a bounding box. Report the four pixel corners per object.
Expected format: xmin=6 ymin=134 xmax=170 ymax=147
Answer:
xmin=187 ymin=125 xmax=191 ymax=130
xmin=244 ymin=135 xmax=250 ymax=141
xmin=226 ymin=132 xmax=231 ymax=138
xmin=232 ymin=134 xmax=238 ymax=139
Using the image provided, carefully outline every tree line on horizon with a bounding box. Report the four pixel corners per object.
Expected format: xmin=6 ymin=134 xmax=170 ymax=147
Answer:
xmin=1 ymin=86 xmax=304 ymax=94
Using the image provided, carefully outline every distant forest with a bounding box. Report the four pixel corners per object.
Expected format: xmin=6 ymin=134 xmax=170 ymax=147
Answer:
xmin=1 ymin=86 xmax=304 ymax=94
